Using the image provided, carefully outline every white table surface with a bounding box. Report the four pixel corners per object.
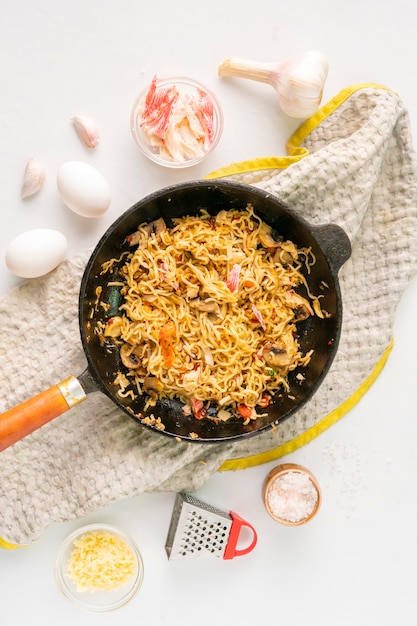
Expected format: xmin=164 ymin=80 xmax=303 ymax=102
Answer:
xmin=1 ymin=1 xmax=417 ymax=624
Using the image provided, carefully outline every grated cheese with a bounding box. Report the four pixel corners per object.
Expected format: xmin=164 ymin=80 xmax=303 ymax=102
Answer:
xmin=67 ymin=530 xmax=137 ymax=592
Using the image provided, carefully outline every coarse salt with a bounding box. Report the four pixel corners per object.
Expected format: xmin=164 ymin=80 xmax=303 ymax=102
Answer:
xmin=267 ymin=471 xmax=318 ymax=523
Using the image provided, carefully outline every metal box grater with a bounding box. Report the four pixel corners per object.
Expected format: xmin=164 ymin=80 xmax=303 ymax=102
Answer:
xmin=165 ymin=492 xmax=257 ymax=560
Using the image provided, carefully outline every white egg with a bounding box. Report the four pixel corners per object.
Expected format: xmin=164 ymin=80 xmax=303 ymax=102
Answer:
xmin=5 ymin=229 xmax=68 ymax=278
xmin=57 ymin=161 xmax=111 ymax=218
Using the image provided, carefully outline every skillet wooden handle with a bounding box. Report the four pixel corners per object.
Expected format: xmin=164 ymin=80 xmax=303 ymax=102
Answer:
xmin=0 ymin=376 xmax=87 ymax=452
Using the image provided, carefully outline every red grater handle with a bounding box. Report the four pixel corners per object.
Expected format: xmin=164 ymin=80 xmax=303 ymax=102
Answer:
xmin=223 ymin=511 xmax=258 ymax=560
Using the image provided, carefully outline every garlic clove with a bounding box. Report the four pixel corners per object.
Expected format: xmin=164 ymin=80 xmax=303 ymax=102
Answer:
xmin=21 ymin=157 xmax=46 ymax=199
xmin=218 ymin=50 xmax=329 ymax=119
xmin=71 ymin=115 xmax=100 ymax=149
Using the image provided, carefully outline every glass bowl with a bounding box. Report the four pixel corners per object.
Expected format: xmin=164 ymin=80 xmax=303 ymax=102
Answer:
xmin=130 ymin=75 xmax=224 ymax=168
xmin=54 ymin=523 xmax=144 ymax=612
xmin=263 ymin=463 xmax=322 ymax=526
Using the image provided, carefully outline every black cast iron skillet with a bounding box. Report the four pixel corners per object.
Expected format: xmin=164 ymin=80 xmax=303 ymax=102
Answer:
xmin=0 ymin=180 xmax=351 ymax=451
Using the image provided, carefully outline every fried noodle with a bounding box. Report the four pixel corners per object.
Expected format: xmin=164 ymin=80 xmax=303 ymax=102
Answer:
xmin=99 ymin=205 xmax=322 ymax=422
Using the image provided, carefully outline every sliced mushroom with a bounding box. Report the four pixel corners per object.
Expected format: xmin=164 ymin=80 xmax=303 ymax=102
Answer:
xmin=258 ymin=222 xmax=283 ymax=249
xmin=120 ymin=343 xmax=142 ymax=369
xmin=285 ymin=290 xmax=313 ymax=321
xmin=207 ymin=312 xmax=221 ymax=323
xmin=273 ymin=240 xmax=299 ymax=266
xmin=125 ymin=230 xmax=142 ymax=247
xmin=142 ymin=294 xmax=157 ymax=304
xmin=185 ymin=285 xmax=200 ymax=300
xmin=189 ymin=298 xmax=221 ymax=315
xmin=143 ymin=217 xmax=167 ymax=236
xmin=263 ymin=344 xmax=292 ymax=368
xmin=143 ymin=376 xmax=164 ymax=398
xmin=126 ymin=218 xmax=167 ymax=247
xmin=104 ymin=315 xmax=124 ymax=337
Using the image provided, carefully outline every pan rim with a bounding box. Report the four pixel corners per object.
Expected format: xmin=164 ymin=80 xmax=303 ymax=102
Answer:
xmin=78 ymin=180 xmax=348 ymax=443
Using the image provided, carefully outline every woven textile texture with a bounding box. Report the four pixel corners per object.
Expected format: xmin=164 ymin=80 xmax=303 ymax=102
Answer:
xmin=1 ymin=86 xmax=416 ymax=545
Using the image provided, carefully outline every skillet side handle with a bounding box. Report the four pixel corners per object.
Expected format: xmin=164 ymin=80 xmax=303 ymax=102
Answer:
xmin=313 ymin=224 xmax=352 ymax=274
xmin=0 ymin=376 xmax=87 ymax=453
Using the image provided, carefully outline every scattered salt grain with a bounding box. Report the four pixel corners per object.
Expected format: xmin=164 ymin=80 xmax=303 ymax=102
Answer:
xmin=267 ymin=471 xmax=318 ymax=523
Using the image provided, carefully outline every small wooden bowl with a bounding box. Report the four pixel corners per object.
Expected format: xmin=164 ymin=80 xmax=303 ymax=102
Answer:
xmin=263 ymin=463 xmax=322 ymax=526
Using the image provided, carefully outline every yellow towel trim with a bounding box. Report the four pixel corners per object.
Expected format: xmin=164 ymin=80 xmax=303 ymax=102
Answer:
xmin=205 ymin=83 xmax=392 ymax=180
xmin=219 ymin=339 xmax=393 ymax=471
xmin=204 ymin=154 xmax=303 ymax=179
xmin=287 ymin=82 xmax=391 ymax=155
xmin=0 ymin=537 xmax=23 ymax=550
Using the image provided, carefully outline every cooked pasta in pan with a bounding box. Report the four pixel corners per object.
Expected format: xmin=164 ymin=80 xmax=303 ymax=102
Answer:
xmin=98 ymin=205 xmax=325 ymax=423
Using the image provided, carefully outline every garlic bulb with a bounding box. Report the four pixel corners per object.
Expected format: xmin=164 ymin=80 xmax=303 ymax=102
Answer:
xmin=71 ymin=115 xmax=100 ymax=148
xmin=218 ymin=50 xmax=329 ymax=118
xmin=21 ymin=157 xmax=46 ymax=199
